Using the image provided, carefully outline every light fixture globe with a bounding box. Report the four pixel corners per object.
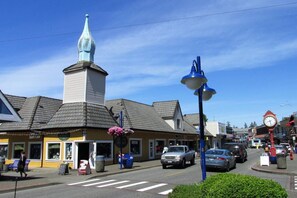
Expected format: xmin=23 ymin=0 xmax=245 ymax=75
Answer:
xmin=194 ymin=84 xmax=216 ymax=101
xmin=202 ymin=84 xmax=216 ymax=101
xmin=181 ymin=65 xmax=207 ymax=90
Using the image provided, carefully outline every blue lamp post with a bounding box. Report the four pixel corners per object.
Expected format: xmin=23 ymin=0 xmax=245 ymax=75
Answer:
xmin=181 ymin=56 xmax=216 ymax=181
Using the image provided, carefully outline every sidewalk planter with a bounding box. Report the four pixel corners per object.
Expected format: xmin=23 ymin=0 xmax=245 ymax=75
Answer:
xmin=95 ymin=155 xmax=105 ymax=172
xmin=276 ymin=153 xmax=287 ymax=169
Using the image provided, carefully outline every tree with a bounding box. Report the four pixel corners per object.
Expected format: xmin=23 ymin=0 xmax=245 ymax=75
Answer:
xmin=249 ymin=121 xmax=257 ymax=128
xmin=244 ymin=123 xmax=248 ymax=128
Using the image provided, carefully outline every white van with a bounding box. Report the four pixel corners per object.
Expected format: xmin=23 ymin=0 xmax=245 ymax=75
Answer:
xmin=248 ymin=139 xmax=262 ymax=148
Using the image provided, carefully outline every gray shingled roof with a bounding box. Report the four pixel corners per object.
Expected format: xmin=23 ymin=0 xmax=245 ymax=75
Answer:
xmin=152 ymin=100 xmax=178 ymax=119
xmin=106 ymin=99 xmax=175 ymax=133
xmin=44 ymin=102 xmax=117 ymax=130
xmin=5 ymin=94 xmax=26 ymax=111
xmin=184 ymin=113 xmax=201 ymax=126
xmin=0 ymin=96 xmax=62 ymax=131
xmin=63 ymin=62 xmax=108 ymax=76
xmin=184 ymin=113 xmax=213 ymax=136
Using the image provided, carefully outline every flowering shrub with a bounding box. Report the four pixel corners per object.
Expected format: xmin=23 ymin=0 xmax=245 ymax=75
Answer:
xmin=107 ymin=126 xmax=134 ymax=136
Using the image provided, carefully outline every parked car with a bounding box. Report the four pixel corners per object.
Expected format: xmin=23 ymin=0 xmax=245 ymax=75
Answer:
xmin=161 ymin=145 xmax=195 ymax=169
xmin=275 ymin=145 xmax=287 ymax=156
xmin=222 ymin=142 xmax=247 ymax=163
xmin=205 ymin=149 xmax=236 ymax=172
xmin=280 ymin=142 xmax=291 ymax=153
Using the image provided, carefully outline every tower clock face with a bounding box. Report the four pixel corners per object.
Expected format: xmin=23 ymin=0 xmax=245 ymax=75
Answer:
xmin=263 ymin=116 xmax=277 ymax=128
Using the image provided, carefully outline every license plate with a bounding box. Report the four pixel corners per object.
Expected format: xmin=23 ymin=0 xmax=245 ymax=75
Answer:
xmin=167 ymin=161 xmax=172 ymax=163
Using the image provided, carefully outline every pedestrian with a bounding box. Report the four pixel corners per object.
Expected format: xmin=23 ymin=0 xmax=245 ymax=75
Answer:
xmin=18 ymin=151 xmax=27 ymax=178
xmin=162 ymin=146 xmax=168 ymax=154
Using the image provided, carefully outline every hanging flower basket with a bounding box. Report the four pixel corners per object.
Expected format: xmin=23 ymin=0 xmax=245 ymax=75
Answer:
xmin=107 ymin=126 xmax=134 ymax=136
xmin=123 ymin=128 xmax=134 ymax=136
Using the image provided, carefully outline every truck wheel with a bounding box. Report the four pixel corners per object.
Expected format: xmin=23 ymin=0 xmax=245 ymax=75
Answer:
xmin=162 ymin=164 xmax=166 ymax=169
xmin=190 ymin=157 xmax=195 ymax=165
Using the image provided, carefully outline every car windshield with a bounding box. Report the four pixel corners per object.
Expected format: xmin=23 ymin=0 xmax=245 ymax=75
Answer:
xmin=206 ymin=150 xmax=224 ymax=155
xmin=168 ymin=147 xmax=184 ymax=152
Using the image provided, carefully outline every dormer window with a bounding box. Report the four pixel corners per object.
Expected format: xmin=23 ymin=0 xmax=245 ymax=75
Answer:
xmin=177 ymin=119 xmax=181 ymax=129
xmin=0 ymin=99 xmax=12 ymax=115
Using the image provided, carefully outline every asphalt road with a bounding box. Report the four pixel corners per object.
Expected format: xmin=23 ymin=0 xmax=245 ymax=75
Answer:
xmin=0 ymin=149 xmax=294 ymax=198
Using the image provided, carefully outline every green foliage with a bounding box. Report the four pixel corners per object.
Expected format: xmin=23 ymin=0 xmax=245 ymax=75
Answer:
xmin=169 ymin=173 xmax=288 ymax=198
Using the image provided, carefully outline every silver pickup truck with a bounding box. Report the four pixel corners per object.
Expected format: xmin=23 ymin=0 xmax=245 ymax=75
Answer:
xmin=160 ymin=145 xmax=196 ymax=169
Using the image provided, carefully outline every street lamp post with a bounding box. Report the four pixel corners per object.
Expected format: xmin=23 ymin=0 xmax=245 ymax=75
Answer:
xmin=181 ymin=56 xmax=216 ymax=181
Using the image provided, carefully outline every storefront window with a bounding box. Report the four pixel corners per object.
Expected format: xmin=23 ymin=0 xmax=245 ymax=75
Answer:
xmin=64 ymin=143 xmax=73 ymax=160
xmin=12 ymin=143 xmax=25 ymax=159
xmin=47 ymin=143 xmax=61 ymax=160
xmin=155 ymin=140 xmax=165 ymax=154
xmin=29 ymin=143 xmax=41 ymax=160
xmin=130 ymin=139 xmax=141 ymax=156
xmin=169 ymin=140 xmax=176 ymax=146
xmin=96 ymin=142 xmax=112 ymax=159
xmin=0 ymin=144 xmax=8 ymax=158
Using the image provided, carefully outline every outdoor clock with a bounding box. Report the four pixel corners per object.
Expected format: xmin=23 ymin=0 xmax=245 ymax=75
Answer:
xmin=263 ymin=115 xmax=277 ymax=128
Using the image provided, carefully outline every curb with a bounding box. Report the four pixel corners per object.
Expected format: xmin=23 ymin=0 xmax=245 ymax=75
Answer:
xmin=251 ymin=163 xmax=297 ymax=176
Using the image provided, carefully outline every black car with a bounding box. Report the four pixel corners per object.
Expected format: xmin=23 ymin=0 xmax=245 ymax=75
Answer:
xmin=222 ymin=142 xmax=247 ymax=163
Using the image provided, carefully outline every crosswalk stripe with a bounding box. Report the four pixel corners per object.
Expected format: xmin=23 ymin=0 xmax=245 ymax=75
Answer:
xmin=68 ymin=179 xmax=101 ymax=186
xmin=83 ymin=180 xmax=116 ymax=187
xmin=137 ymin=183 xmax=167 ymax=192
xmin=97 ymin=180 xmax=130 ymax=188
xmin=158 ymin=189 xmax=173 ymax=195
xmin=117 ymin=181 xmax=148 ymax=189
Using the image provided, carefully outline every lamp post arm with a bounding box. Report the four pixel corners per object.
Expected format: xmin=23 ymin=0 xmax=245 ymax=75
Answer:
xmin=193 ymin=56 xmax=202 ymax=74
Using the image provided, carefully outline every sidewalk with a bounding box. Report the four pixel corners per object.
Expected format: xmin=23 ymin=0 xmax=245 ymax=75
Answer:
xmin=251 ymin=154 xmax=297 ymax=176
xmin=0 ymin=160 xmax=161 ymax=194
xmin=1 ymin=156 xmax=297 ymax=195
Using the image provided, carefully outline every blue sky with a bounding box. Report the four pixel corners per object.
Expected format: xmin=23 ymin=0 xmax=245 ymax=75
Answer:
xmin=1 ymin=0 xmax=297 ymax=128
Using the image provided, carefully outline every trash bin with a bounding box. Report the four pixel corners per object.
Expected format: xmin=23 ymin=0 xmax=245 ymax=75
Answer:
xmin=95 ymin=155 xmax=105 ymax=172
xmin=123 ymin=154 xmax=133 ymax=168
xmin=276 ymin=153 xmax=287 ymax=169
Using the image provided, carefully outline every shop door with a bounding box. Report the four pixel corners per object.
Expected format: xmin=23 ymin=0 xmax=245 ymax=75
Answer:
xmin=149 ymin=140 xmax=155 ymax=159
xmin=77 ymin=143 xmax=89 ymax=168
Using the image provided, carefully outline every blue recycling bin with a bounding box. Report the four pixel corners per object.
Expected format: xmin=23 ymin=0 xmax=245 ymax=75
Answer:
xmin=123 ymin=154 xmax=133 ymax=168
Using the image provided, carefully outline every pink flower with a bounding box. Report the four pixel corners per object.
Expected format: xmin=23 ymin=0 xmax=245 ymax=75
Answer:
xmin=107 ymin=126 xmax=134 ymax=136
xmin=107 ymin=126 xmax=123 ymax=136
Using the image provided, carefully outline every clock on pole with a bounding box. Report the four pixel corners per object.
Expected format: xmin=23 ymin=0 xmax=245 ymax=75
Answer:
xmin=263 ymin=110 xmax=277 ymax=163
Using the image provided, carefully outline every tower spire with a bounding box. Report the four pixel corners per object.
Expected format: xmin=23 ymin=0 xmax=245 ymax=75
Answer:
xmin=78 ymin=14 xmax=96 ymax=62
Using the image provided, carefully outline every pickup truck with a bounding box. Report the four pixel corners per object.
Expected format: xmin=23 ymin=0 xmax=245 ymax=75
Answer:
xmin=160 ymin=145 xmax=196 ymax=169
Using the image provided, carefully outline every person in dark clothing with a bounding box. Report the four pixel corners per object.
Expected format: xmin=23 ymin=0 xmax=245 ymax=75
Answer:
xmin=18 ymin=151 xmax=27 ymax=178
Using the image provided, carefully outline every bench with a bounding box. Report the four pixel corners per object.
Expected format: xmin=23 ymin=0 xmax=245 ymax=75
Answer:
xmin=7 ymin=159 xmax=30 ymax=171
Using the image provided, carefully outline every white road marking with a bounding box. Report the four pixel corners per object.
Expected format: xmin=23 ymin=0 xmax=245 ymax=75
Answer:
xmin=68 ymin=179 xmax=101 ymax=186
xmin=97 ymin=180 xmax=130 ymax=188
xmin=83 ymin=180 xmax=116 ymax=186
xmin=137 ymin=183 xmax=167 ymax=192
xmin=117 ymin=181 xmax=148 ymax=189
xmin=158 ymin=189 xmax=173 ymax=195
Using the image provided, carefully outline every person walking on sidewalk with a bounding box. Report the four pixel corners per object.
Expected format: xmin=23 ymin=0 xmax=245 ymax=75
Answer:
xmin=17 ymin=151 xmax=27 ymax=178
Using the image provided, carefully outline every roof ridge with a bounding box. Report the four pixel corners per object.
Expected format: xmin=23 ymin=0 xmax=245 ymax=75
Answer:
xmin=28 ymin=96 xmax=42 ymax=130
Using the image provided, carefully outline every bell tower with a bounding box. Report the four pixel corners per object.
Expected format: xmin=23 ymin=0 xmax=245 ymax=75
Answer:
xmin=63 ymin=14 xmax=108 ymax=105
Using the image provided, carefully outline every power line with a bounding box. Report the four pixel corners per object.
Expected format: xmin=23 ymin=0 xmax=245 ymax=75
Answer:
xmin=0 ymin=1 xmax=296 ymax=43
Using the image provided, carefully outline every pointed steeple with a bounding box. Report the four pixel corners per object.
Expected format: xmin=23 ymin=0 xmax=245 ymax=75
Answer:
xmin=78 ymin=14 xmax=96 ymax=63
